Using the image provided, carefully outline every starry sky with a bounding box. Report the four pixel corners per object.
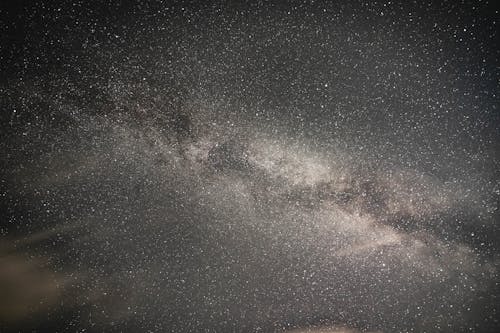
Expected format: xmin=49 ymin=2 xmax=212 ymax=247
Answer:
xmin=1 ymin=1 xmax=499 ymax=332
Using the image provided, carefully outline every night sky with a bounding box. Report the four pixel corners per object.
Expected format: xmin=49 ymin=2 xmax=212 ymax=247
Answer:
xmin=1 ymin=1 xmax=499 ymax=332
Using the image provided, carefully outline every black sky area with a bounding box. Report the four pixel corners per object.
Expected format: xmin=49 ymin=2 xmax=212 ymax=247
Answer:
xmin=1 ymin=1 xmax=499 ymax=332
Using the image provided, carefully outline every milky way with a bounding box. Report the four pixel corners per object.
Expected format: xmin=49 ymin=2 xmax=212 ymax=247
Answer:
xmin=1 ymin=1 xmax=499 ymax=332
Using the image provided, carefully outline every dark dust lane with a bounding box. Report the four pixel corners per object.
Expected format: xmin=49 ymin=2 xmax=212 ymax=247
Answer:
xmin=1 ymin=1 xmax=499 ymax=332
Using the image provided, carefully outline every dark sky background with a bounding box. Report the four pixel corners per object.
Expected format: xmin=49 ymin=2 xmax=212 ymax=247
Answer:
xmin=1 ymin=1 xmax=499 ymax=332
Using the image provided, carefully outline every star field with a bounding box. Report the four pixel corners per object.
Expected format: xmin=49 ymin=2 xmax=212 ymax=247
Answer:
xmin=1 ymin=1 xmax=499 ymax=332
